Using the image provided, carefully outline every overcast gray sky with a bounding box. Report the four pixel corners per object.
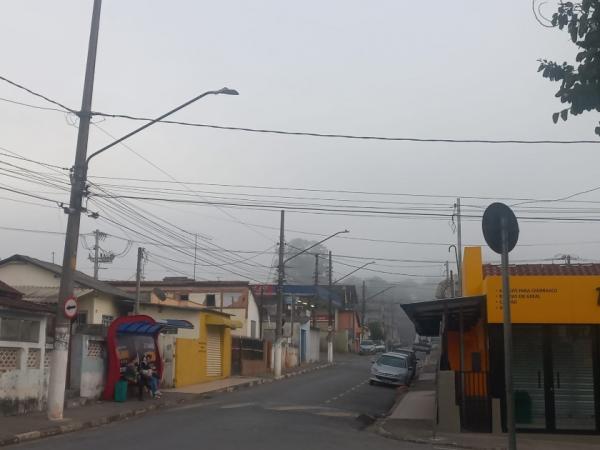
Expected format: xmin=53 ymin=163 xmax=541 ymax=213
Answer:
xmin=0 ymin=0 xmax=598 ymax=290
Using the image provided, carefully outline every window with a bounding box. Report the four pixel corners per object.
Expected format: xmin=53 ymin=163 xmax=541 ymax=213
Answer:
xmin=102 ymin=315 xmax=114 ymax=327
xmin=377 ymin=355 xmax=407 ymax=368
xmin=179 ymin=294 xmax=189 ymax=301
xmin=251 ymin=320 xmax=257 ymax=338
xmin=222 ymin=292 xmax=242 ymax=307
xmin=0 ymin=317 xmax=40 ymax=343
xmin=76 ymin=311 xmax=87 ymax=326
xmin=206 ymin=294 xmax=216 ymax=307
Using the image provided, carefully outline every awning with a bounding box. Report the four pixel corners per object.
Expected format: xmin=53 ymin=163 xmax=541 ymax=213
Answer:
xmin=117 ymin=318 xmax=194 ymax=336
xmin=401 ymin=296 xmax=485 ymax=336
xmin=204 ymin=313 xmax=242 ymax=329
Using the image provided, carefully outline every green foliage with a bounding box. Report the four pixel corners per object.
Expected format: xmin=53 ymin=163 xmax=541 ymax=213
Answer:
xmin=538 ymin=1 xmax=600 ymax=135
xmin=368 ymin=321 xmax=385 ymax=341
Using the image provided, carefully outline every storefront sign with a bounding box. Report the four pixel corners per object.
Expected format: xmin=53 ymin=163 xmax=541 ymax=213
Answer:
xmin=486 ymin=275 xmax=600 ymax=324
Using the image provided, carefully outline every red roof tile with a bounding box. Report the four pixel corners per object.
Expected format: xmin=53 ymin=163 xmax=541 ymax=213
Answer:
xmin=483 ymin=263 xmax=600 ymax=277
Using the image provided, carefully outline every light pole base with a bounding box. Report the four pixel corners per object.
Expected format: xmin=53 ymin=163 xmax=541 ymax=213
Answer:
xmin=47 ymin=332 xmax=69 ymax=420
xmin=327 ymin=340 xmax=333 ymax=363
xmin=273 ymin=339 xmax=283 ymax=379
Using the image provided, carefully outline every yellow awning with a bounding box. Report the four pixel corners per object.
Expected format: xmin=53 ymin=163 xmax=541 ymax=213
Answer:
xmin=204 ymin=312 xmax=242 ymax=329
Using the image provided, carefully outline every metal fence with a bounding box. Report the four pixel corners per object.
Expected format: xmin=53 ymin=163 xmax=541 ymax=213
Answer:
xmin=232 ymin=337 xmax=265 ymax=375
xmin=455 ymin=371 xmax=492 ymax=432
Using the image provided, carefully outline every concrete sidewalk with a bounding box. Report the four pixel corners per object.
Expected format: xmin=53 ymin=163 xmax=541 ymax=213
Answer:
xmin=379 ymin=361 xmax=600 ymax=450
xmin=0 ymin=361 xmax=332 ymax=447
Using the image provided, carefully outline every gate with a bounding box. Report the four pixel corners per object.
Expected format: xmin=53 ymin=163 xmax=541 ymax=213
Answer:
xmin=232 ymin=337 xmax=242 ymax=375
xmin=455 ymin=371 xmax=492 ymax=432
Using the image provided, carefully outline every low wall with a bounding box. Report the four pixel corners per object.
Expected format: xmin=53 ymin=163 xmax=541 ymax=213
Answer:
xmin=70 ymin=334 xmax=105 ymax=399
xmin=239 ymin=339 xmax=268 ymax=377
xmin=308 ymin=329 xmax=320 ymax=362
xmin=0 ymin=315 xmax=49 ymax=416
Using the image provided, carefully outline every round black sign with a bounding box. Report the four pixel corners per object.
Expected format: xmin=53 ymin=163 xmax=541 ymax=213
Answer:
xmin=482 ymin=202 xmax=519 ymax=254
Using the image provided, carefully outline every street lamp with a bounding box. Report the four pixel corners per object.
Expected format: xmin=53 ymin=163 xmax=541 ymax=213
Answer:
xmin=48 ymin=85 xmax=239 ymax=419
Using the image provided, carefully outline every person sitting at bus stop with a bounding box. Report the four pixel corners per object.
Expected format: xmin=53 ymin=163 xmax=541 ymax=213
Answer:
xmin=139 ymin=354 xmax=158 ymax=399
xmin=148 ymin=358 xmax=162 ymax=398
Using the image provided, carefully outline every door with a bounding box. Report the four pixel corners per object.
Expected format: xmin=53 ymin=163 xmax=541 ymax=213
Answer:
xmin=513 ymin=326 xmax=547 ymax=429
xmin=551 ymin=325 xmax=596 ymax=431
xmin=206 ymin=326 xmax=222 ymax=377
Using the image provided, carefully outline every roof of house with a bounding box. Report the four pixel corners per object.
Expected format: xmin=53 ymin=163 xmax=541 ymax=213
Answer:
xmin=109 ymin=280 xmax=250 ymax=289
xmin=0 ymin=280 xmax=22 ymax=298
xmin=16 ymin=287 xmax=93 ymax=304
xmin=0 ymin=296 xmax=55 ymax=314
xmin=483 ymin=263 xmax=600 ymax=277
xmin=0 ymin=254 xmax=136 ymax=301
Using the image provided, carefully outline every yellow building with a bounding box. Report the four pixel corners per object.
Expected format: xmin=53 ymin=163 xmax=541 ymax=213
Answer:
xmin=174 ymin=309 xmax=240 ymax=387
xmin=402 ymin=246 xmax=600 ymax=434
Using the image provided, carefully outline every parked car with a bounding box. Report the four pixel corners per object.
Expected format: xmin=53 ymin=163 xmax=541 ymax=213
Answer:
xmin=359 ymin=340 xmax=377 ymax=355
xmin=374 ymin=340 xmax=386 ymax=352
xmin=390 ymin=348 xmax=417 ymax=381
xmin=369 ymin=352 xmax=410 ymax=386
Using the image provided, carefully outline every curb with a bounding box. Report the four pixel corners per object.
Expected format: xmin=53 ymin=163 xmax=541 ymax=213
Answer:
xmin=0 ymin=362 xmax=334 ymax=448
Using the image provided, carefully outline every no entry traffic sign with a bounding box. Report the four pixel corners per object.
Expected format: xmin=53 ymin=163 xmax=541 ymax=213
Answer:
xmin=64 ymin=296 xmax=78 ymax=320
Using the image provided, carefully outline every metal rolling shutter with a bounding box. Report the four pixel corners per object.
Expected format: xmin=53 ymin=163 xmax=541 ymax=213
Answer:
xmin=206 ymin=327 xmax=222 ymax=377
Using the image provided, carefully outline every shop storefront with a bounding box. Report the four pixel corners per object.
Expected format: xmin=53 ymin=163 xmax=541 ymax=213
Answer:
xmin=402 ymin=246 xmax=600 ymax=434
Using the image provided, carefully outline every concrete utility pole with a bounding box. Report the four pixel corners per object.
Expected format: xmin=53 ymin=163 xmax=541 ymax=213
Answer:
xmin=327 ymin=250 xmax=333 ymax=363
xmin=92 ymin=229 xmax=100 ymax=279
xmin=456 ymin=198 xmax=463 ymax=296
xmin=361 ymin=280 xmax=366 ymax=338
xmin=193 ymin=233 xmax=198 ymax=280
xmin=134 ymin=247 xmax=145 ymax=314
xmin=47 ymin=0 xmax=102 ymax=421
xmin=313 ymin=254 xmax=319 ymax=328
xmin=274 ymin=210 xmax=285 ymax=378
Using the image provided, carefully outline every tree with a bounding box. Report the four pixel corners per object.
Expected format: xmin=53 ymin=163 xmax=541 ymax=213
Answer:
xmin=283 ymin=238 xmax=331 ymax=285
xmin=538 ymin=1 xmax=600 ymax=135
xmin=368 ymin=321 xmax=385 ymax=341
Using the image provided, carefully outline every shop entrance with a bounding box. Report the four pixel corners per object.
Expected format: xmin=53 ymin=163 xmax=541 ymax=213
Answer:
xmin=512 ymin=325 xmax=598 ymax=432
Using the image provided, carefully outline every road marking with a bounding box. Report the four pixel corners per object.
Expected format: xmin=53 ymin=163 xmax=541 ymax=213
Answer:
xmin=166 ymin=400 xmax=221 ymax=412
xmin=316 ymin=411 xmax=356 ymax=418
xmin=220 ymin=402 xmax=256 ymax=409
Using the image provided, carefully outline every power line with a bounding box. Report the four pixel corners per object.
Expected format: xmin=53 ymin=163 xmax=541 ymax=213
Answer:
xmin=0 ymin=75 xmax=74 ymax=113
xmin=88 ymin=193 xmax=600 ymax=223
xmin=0 ymin=96 xmax=68 ymax=113
xmin=90 ymin=111 xmax=600 ymax=145
xmin=92 ymin=123 xmax=274 ymax=243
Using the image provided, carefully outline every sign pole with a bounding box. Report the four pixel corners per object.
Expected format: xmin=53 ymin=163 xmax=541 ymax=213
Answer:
xmin=501 ymin=216 xmax=517 ymax=450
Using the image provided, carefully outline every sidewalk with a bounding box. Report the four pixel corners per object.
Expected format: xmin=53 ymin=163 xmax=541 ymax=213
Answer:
xmin=378 ymin=358 xmax=600 ymax=450
xmin=0 ymin=361 xmax=332 ymax=447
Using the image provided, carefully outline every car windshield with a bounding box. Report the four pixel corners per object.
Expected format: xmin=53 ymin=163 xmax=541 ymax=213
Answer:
xmin=377 ymin=355 xmax=407 ymax=368
xmin=361 ymin=340 xmax=374 ymax=346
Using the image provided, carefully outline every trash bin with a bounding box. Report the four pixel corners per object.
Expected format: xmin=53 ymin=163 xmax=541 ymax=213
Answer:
xmin=514 ymin=390 xmax=532 ymax=424
xmin=114 ymin=380 xmax=128 ymax=402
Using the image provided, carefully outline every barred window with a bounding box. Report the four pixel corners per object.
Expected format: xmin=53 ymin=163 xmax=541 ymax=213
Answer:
xmin=0 ymin=317 xmax=40 ymax=343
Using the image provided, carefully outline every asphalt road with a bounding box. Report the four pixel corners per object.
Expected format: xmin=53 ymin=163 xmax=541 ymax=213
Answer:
xmin=13 ymin=355 xmax=429 ymax=450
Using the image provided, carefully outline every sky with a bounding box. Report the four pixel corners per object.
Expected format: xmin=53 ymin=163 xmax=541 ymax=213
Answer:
xmin=0 ymin=0 xmax=599 ymax=295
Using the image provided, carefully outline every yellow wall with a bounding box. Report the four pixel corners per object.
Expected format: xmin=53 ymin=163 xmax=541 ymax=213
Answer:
xmin=485 ymin=274 xmax=600 ymax=324
xmin=174 ymin=311 xmax=232 ymax=387
xmin=447 ymin=318 xmax=488 ymax=372
xmin=462 ymin=247 xmax=484 ymax=296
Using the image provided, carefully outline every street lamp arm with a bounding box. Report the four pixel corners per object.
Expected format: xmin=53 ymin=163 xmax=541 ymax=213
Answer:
xmin=333 ymin=261 xmax=375 ymax=284
xmin=283 ymin=229 xmax=348 ymax=264
xmin=86 ymin=87 xmax=239 ymax=164
xmin=448 ymin=244 xmax=459 ymax=271
xmin=365 ymin=285 xmax=396 ymax=301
